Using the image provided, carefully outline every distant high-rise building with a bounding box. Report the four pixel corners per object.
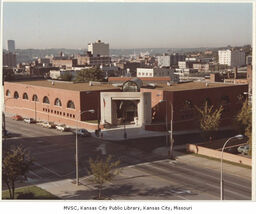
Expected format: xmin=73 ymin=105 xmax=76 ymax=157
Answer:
xmin=157 ymin=53 xmax=185 ymax=67
xmin=218 ymin=49 xmax=245 ymax=67
xmin=8 ymin=40 xmax=15 ymax=53
xmin=88 ymin=40 xmax=109 ymax=57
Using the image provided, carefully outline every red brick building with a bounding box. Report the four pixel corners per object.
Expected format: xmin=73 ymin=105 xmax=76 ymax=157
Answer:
xmin=141 ymin=82 xmax=248 ymax=131
xmin=4 ymin=79 xmax=248 ymax=132
xmin=4 ymin=80 xmax=120 ymax=130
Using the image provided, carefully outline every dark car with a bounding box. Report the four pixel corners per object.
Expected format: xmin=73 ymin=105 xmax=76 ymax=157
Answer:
xmin=73 ymin=129 xmax=91 ymax=137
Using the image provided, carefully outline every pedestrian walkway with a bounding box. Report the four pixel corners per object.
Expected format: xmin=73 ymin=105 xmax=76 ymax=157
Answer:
xmin=92 ymin=126 xmax=167 ymax=141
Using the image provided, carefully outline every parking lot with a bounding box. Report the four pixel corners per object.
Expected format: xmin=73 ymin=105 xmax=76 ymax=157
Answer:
xmin=2 ymin=117 xmax=252 ymax=200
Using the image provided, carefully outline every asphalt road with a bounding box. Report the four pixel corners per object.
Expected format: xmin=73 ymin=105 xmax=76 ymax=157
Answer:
xmin=2 ymin=117 xmax=251 ymax=200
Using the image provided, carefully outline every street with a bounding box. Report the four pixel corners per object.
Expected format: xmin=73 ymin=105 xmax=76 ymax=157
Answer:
xmin=3 ymin=117 xmax=251 ymax=200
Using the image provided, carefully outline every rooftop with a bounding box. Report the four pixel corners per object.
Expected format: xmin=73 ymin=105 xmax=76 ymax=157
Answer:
xmin=7 ymin=80 xmax=119 ymax=92
xmin=154 ymin=81 xmax=247 ymax=91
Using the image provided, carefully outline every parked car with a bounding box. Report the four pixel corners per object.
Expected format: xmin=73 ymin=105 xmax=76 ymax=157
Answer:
xmin=237 ymin=144 xmax=249 ymax=155
xmin=56 ymin=124 xmax=69 ymax=132
xmin=73 ymin=129 xmax=91 ymax=137
xmin=12 ymin=115 xmax=23 ymax=121
xmin=42 ymin=122 xmax=55 ymax=129
xmin=24 ymin=118 xmax=36 ymax=124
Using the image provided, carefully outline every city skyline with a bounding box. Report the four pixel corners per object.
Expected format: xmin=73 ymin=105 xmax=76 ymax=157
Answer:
xmin=3 ymin=2 xmax=253 ymax=49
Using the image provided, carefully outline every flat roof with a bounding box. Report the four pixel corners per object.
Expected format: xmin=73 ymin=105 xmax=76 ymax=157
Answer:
xmin=7 ymin=80 xmax=119 ymax=92
xmin=154 ymin=81 xmax=247 ymax=91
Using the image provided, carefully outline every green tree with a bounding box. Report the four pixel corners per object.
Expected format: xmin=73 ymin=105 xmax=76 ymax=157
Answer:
xmin=236 ymin=100 xmax=252 ymax=154
xmin=195 ymin=102 xmax=223 ymax=141
xmin=88 ymin=155 xmax=120 ymax=199
xmin=59 ymin=72 xmax=72 ymax=81
xmin=74 ymin=68 xmax=104 ymax=83
xmin=2 ymin=146 xmax=33 ymax=199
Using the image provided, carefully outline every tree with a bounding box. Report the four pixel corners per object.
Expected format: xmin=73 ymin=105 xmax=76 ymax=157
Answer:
xmin=2 ymin=146 xmax=33 ymax=199
xmin=236 ymin=100 xmax=252 ymax=154
xmin=195 ymin=102 xmax=223 ymax=141
xmin=59 ymin=72 xmax=73 ymax=81
xmin=88 ymin=155 xmax=120 ymax=199
xmin=74 ymin=68 xmax=104 ymax=83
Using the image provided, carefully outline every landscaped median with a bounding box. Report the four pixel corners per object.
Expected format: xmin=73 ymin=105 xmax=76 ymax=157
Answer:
xmin=186 ymin=138 xmax=251 ymax=167
xmin=2 ymin=186 xmax=59 ymax=200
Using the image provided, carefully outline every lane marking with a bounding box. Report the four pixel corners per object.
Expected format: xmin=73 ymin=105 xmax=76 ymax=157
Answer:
xmin=160 ymin=162 xmax=251 ymax=192
xmin=34 ymin=162 xmax=62 ymax=178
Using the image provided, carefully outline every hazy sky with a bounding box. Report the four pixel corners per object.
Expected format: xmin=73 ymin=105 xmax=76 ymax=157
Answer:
xmin=2 ymin=2 xmax=253 ymax=49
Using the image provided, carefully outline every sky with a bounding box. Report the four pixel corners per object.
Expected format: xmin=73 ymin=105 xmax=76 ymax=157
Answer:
xmin=2 ymin=2 xmax=253 ymax=49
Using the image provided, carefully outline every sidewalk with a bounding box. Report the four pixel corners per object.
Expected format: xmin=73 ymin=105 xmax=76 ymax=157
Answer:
xmin=92 ymin=126 xmax=167 ymax=141
xmin=37 ymin=179 xmax=98 ymax=200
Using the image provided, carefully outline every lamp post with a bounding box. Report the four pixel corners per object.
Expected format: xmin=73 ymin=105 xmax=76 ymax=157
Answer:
xmin=3 ymin=97 xmax=14 ymax=146
xmin=243 ymin=92 xmax=252 ymax=104
xmin=25 ymin=86 xmax=37 ymax=121
xmin=159 ymin=99 xmax=174 ymax=159
xmin=75 ymin=109 xmax=95 ymax=186
xmin=159 ymin=100 xmax=168 ymax=146
xmin=220 ymin=134 xmax=243 ymax=200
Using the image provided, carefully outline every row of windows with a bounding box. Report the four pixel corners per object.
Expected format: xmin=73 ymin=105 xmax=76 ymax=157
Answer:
xmin=5 ymin=90 xmax=75 ymax=109
xmin=42 ymin=108 xmax=76 ymax=118
xmin=138 ymin=72 xmax=153 ymax=76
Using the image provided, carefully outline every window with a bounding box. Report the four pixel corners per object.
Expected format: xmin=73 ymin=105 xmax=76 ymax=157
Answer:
xmin=54 ymin=98 xmax=62 ymax=106
xmin=51 ymin=110 xmax=53 ymax=113
xmin=23 ymin=93 xmax=28 ymax=100
xmin=32 ymin=94 xmax=39 ymax=102
xmin=67 ymin=100 xmax=75 ymax=109
xmin=63 ymin=113 xmax=65 ymax=116
xmin=6 ymin=90 xmax=11 ymax=96
xmin=54 ymin=110 xmax=56 ymax=114
xmin=43 ymin=96 xmax=50 ymax=104
xmin=67 ymin=113 xmax=69 ymax=117
xmin=73 ymin=115 xmax=75 ymax=118
xmin=14 ymin=91 xmax=19 ymax=99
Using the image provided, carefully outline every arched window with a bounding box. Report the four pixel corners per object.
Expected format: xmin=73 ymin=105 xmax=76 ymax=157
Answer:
xmin=32 ymin=94 xmax=39 ymax=102
xmin=43 ymin=96 xmax=50 ymax=104
xmin=23 ymin=93 xmax=28 ymax=100
xmin=6 ymin=90 xmax=11 ymax=96
xmin=54 ymin=98 xmax=62 ymax=106
xmin=67 ymin=100 xmax=75 ymax=109
xmin=14 ymin=91 xmax=19 ymax=99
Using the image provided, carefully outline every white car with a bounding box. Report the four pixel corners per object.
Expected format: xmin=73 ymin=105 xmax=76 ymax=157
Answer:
xmin=24 ymin=118 xmax=36 ymax=124
xmin=42 ymin=122 xmax=55 ymax=129
xmin=56 ymin=124 xmax=68 ymax=132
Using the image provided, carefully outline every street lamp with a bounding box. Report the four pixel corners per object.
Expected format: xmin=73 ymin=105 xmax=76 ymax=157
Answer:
xmin=75 ymin=109 xmax=95 ymax=186
xmin=159 ymin=99 xmax=174 ymax=159
xmin=243 ymin=92 xmax=252 ymax=104
xmin=159 ymin=100 xmax=168 ymax=147
xmin=220 ymin=134 xmax=243 ymax=200
xmin=25 ymin=86 xmax=37 ymax=121
xmin=3 ymin=97 xmax=14 ymax=146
